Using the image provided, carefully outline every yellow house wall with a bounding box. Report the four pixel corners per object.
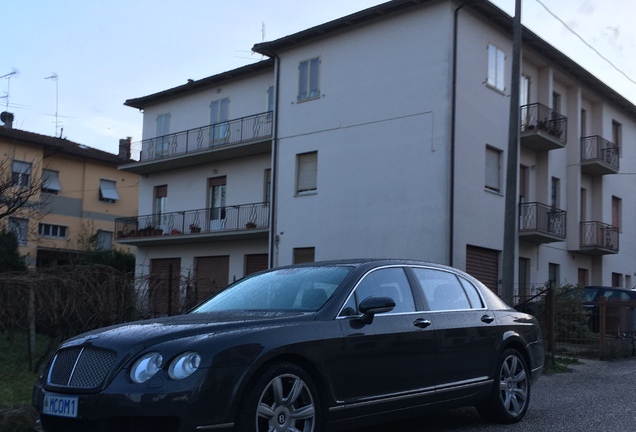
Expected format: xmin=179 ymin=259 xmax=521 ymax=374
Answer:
xmin=0 ymin=138 xmax=138 ymax=268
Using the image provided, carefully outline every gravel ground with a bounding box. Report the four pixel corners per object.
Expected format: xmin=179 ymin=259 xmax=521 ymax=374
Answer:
xmin=351 ymin=357 xmax=636 ymax=432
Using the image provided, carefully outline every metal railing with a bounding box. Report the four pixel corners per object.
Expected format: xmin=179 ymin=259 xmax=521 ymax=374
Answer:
xmin=115 ymin=202 xmax=270 ymax=239
xmin=520 ymin=102 xmax=568 ymax=143
xmin=580 ymin=221 xmax=619 ymax=251
xmin=581 ymin=135 xmax=619 ymax=169
xmin=519 ymin=202 xmax=566 ymax=238
xmin=130 ymin=112 xmax=273 ymax=162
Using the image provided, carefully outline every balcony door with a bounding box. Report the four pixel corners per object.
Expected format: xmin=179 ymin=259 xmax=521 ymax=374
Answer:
xmin=209 ymin=176 xmax=226 ymax=231
xmin=154 ymin=185 xmax=168 ymax=230
xmin=210 ymin=98 xmax=230 ymax=145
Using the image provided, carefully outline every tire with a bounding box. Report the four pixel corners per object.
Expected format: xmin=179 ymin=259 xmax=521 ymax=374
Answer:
xmin=477 ymin=348 xmax=530 ymax=423
xmin=236 ymin=362 xmax=321 ymax=432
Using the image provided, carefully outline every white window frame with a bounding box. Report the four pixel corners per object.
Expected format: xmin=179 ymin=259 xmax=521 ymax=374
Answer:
xmin=210 ymin=98 xmax=230 ymax=145
xmin=485 ymin=146 xmax=502 ymax=193
xmin=38 ymin=223 xmax=67 ymax=238
xmin=298 ymin=57 xmax=320 ymax=101
xmin=99 ymin=179 xmax=120 ymax=202
xmin=156 ymin=113 xmax=171 ymax=157
xmin=12 ymin=160 xmax=32 ymax=188
xmin=487 ymin=44 xmax=505 ymax=92
xmin=42 ymin=169 xmax=62 ymax=194
xmin=9 ymin=217 xmax=28 ymax=245
xmin=296 ymin=151 xmax=318 ymax=196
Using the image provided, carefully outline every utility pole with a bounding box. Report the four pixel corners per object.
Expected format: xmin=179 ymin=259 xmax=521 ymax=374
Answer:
xmin=501 ymin=0 xmax=522 ymax=305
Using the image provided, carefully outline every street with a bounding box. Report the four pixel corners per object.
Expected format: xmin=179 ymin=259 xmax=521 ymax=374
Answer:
xmin=351 ymin=357 xmax=636 ymax=432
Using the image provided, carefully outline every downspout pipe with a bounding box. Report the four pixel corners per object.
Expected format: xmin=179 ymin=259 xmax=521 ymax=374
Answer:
xmin=268 ymin=54 xmax=281 ymax=269
xmin=450 ymin=0 xmax=482 ymax=267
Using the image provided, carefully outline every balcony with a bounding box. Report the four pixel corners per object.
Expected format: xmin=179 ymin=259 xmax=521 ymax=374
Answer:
xmin=115 ymin=202 xmax=269 ymax=245
xmin=518 ymin=202 xmax=566 ymax=244
xmin=581 ymin=136 xmax=619 ymax=176
xmin=520 ymin=103 xmax=567 ymax=151
xmin=579 ymin=221 xmax=619 ymax=255
xmin=120 ymin=112 xmax=273 ymax=175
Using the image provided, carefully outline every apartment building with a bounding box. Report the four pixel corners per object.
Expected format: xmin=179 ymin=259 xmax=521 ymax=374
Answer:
xmin=118 ymin=0 xmax=636 ymax=306
xmin=0 ymin=113 xmax=138 ymax=268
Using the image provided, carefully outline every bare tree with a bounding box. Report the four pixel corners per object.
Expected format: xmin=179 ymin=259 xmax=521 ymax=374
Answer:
xmin=0 ymin=155 xmax=49 ymax=224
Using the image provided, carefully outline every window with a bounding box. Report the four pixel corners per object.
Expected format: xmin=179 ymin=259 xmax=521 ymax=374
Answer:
xmin=552 ymin=92 xmax=561 ymax=112
xmin=343 ymin=268 xmax=416 ymax=315
xmin=487 ymin=44 xmax=505 ymax=92
xmin=612 ymin=120 xmax=622 ymax=155
xmin=210 ymin=98 xmax=230 ymax=145
xmin=296 ymin=151 xmax=317 ymax=195
xmin=580 ymin=188 xmax=587 ymax=222
xmin=293 ymin=247 xmax=315 ymax=264
xmin=154 ymin=185 xmax=167 ymax=227
xmin=612 ymin=273 xmax=623 ymax=288
xmin=209 ymin=177 xmax=226 ymax=230
xmin=298 ymin=57 xmax=320 ymax=101
xmin=156 ymin=113 xmax=171 ymax=157
xmin=520 ymin=75 xmax=530 ymax=107
xmin=266 ymin=85 xmax=274 ymax=113
xmin=412 ymin=268 xmax=473 ymax=311
xmin=41 ymin=169 xmax=62 ymax=194
xmin=485 ymin=146 xmax=502 ymax=192
xmin=578 ymin=268 xmax=589 ymax=287
xmin=551 ymin=177 xmax=560 ymax=209
xmin=612 ymin=196 xmax=622 ymax=231
xmin=548 ymin=263 xmax=559 ymax=288
xmin=264 ymin=169 xmax=271 ymax=203
xmin=95 ymin=230 xmax=113 ymax=250
xmin=12 ymin=160 xmax=31 ymax=188
xmin=38 ymin=223 xmax=67 ymax=238
xmin=9 ymin=217 xmax=28 ymax=245
xmin=519 ymin=258 xmax=530 ymax=300
xmin=581 ymin=109 xmax=587 ymax=137
xmin=99 ymin=179 xmax=119 ymax=202
xmin=519 ymin=165 xmax=528 ymax=203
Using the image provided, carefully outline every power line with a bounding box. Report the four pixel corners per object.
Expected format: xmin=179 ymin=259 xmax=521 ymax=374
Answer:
xmin=534 ymin=0 xmax=636 ymax=86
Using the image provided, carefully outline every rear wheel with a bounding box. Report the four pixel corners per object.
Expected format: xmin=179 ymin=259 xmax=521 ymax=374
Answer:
xmin=477 ymin=348 xmax=530 ymax=423
xmin=236 ymin=362 xmax=320 ymax=432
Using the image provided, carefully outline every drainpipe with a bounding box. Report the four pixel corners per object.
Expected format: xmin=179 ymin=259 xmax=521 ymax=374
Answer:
xmin=451 ymin=0 xmax=483 ymax=268
xmin=268 ymin=54 xmax=281 ymax=269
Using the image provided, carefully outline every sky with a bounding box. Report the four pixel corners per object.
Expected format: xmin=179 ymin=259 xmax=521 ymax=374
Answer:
xmin=2 ymin=0 xmax=635 ymax=154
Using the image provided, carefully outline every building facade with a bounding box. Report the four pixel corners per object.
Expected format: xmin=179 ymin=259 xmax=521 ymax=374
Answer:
xmin=118 ymin=0 xmax=636 ymax=306
xmin=0 ymin=115 xmax=138 ymax=268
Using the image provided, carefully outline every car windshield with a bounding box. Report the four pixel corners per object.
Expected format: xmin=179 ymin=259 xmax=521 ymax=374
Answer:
xmin=190 ymin=266 xmax=352 ymax=313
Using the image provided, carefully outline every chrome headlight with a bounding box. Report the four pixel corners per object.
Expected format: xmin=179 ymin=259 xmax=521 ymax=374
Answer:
xmin=130 ymin=352 xmax=163 ymax=383
xmin=168 ymin=351 xmax=201 ymax=380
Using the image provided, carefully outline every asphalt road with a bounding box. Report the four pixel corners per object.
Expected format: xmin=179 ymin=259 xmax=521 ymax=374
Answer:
xmin=351 ymin=357 xmax=636 ymax=432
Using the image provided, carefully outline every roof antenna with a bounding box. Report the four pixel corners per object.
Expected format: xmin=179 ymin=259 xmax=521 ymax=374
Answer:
xmin=44 ymin=73 xmax=60 ymax=137
xmin=1 ymin=69 xmax=18 ymax=111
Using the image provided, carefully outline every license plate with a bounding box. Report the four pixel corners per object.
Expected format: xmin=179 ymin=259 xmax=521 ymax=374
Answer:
xmin=43 ymin=393 xmax=78 ymax=418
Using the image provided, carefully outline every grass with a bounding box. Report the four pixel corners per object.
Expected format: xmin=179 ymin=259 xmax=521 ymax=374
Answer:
xmin=0 ymin=333 xmax=49 ymax=406
xmin=544 ymin=355 xmax=581 ymax=373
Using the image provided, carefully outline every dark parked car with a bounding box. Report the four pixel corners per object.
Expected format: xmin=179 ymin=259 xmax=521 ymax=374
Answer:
xmin=33 ymin=259 xmax=544 ymax=432
xmin=584 ymin=286 xmax=636 ymax=333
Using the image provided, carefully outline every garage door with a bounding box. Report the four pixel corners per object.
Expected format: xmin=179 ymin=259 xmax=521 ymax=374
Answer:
xmin=465 ymin=245 xmax=499 ymax=294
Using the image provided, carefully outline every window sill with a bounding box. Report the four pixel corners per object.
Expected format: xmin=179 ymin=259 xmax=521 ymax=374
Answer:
xmin=485 ymin=83 xmax=506 ymax=96
xmin=484 ymin=187 xmax=503 ymax=197
xmin=296 ymin=95 xmax=321 ymax=104
xmin=295 ymin=190 xmax=317 ymax=197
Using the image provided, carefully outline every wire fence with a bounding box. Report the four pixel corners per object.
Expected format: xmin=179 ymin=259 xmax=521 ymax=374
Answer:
xmin=514 ymin=284 xmax=636 ymax=360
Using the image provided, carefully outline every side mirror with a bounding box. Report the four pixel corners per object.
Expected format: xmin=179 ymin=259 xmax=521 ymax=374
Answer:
xmin=358 ymin=296 xmax=395 ymax=324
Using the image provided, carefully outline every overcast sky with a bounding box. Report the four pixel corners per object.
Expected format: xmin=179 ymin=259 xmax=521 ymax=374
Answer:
xmin=2 ymin=0 xmax=635 ymax=154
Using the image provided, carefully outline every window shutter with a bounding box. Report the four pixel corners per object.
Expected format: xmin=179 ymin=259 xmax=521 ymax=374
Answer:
xmin=297 ymin=152 xmax=317 ymax=193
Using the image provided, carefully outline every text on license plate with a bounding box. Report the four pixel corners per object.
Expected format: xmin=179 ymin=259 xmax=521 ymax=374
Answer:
xmin=43 ymin=394 xmax=78 ymax=418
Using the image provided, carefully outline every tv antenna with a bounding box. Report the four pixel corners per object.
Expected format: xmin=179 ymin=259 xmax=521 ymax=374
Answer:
xmin=44 ymin=73 xmax=60 ymax=137
xmin=1 ymin=69 xmax=18 ymax=111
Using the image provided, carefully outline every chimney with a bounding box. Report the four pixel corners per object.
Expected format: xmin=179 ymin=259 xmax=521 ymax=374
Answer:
xmin=1 ymin=112 xmax=14 ymax=129
xmin=119 ymin=137 xmax=132 ymax=161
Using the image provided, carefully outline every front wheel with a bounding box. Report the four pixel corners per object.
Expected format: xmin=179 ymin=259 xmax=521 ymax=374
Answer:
xmin=477 ymin=348 xmax=530 ymax=423
xmin=236 ymin=362 xmax=321 ymax=432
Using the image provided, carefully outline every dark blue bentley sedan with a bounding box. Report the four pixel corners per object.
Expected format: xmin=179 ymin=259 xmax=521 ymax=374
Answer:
xmin=33 ymin=259 xmax=543 ymax=432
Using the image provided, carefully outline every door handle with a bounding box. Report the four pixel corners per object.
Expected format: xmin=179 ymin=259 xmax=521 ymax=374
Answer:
xmin=413 ymin=318 xmax=432 ymax=329
xmin=481 ymin=315 xmax=495 ymax=324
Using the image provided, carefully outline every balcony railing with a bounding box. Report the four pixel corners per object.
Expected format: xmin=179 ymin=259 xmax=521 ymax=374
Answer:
xmin=580 ymin=221 xmax=619 ymax=254
xmin=519 ymin=202 xmax=566 ymax=243
xmin=520 ymin=103 xmax=567 ymax=151
xmin=581 ymin=136 xmax=619 ymax=175
xmin=131 ymin=112 xmax=273 ymax=162
xmin=115 ymin=202 xmax=270 ymax=240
